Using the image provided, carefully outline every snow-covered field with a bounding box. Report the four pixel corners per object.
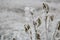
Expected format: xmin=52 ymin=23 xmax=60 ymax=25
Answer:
xmin=0 ymin=0 xmax=60 ymax=40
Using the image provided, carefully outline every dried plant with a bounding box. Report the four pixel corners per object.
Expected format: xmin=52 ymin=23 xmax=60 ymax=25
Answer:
xmin=32 ymin=17 xmax=41 ymax=40
xmin=43 ymin=3 xmax=49 ymax=13
xmin=43 ymin=3 xmax=46 ymax=9
xmin=43 ymin=3 xmax=49 ymax=40
xmin=24 ymin=24 xmax=30 ymax=32
xmin=37 ymin=18 xmax=41 ymax=27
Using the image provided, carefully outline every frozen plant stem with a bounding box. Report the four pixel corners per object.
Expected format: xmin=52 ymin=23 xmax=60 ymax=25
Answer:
xmin=43 ymin=3 xmax=49 ymax=40
xmin=45 ymin=16 xmax=48 ymax=40
xmin=30 ymin=11 xmax=37 ymax=40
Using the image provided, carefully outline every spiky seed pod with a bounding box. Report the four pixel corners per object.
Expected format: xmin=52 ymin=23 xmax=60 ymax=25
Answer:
xmin=58 ymin=21 xmax=60 ymax=30
xmin=43 ymin=3 xmax=49 ymax=13
xmin=37 ymin=18 xmax=41 ymax=27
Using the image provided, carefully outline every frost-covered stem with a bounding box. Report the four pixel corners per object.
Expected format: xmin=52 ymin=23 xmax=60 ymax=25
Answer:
xmin=33 ymin=25 xmax=37 ymax=40
xmin=31 ymin=12 xmax=37 ymax=40
xmin=30 ymin=31 xmax=32 ymax=40
xmin=32 ymin=17 xmax=36 ymax=40
xmin=45 ymin=16 xmax=48 ymax=40
xmin=43 ymin=3 xmax=49 ymax=40
xmin=42 ymin=9 xmax=48 ymax=40
xmin=24 ymin=7 xmax=36 ymax=40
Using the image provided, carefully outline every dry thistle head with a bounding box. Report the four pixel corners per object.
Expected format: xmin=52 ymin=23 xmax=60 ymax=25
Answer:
xmin=43 ymin=3 xmax=46 ymax=9
xmin=58 ymin=21 xmax=60 ymax=30
xmin=37 ymin=18 xmax=41 ymax=27
xmin=43 ymin=3 xmax=49 ymax=13
xmin=24 ymin=24 xmax=30 ymax=32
